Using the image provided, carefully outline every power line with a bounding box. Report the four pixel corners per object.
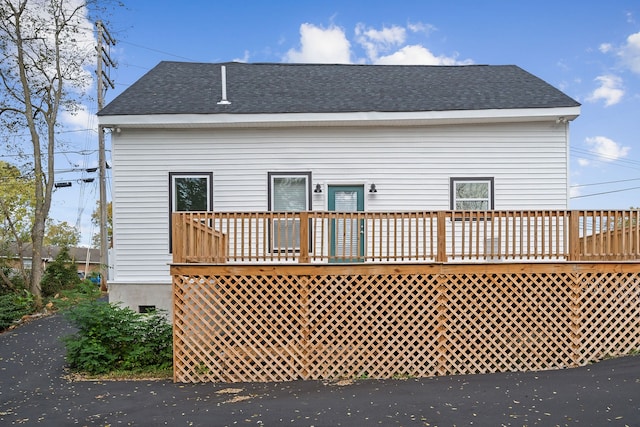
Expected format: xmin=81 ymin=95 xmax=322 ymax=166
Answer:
xmin=571 ymin=185 xmax=640 ymax=199
xmin=118 ymin=40 xmax=198 ymax=62
xmin=571 ymin=177 xmax=640 ymax=188
xmin=570 ymin=148 xmax=640 ymax=170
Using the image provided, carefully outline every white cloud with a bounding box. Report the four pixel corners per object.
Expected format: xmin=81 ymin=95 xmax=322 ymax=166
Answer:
xmin=354 ymin=23 xmax=471 ymax=65
xmin=585 ymin=136 xmax=630 ymax=162
xmin=600 ymin=31 xmax=640 ymax=75
xmin=60 ymin=104 xmax=97 ymax=133
xmin=375 ymin=45 xmax=472 ymax=65
xmin=233 ymin=50 xmax=250 ymax=63
xmin=407 ymin=22 xmax=437 ymax=36
xmin=355 ymin=23 xmax=406 ymax=60
xmin=577 ymin=158 xmax=590 ymax=167
xmin=619 ymin=32 xmax=640 ymax=74
xmin=586 ymin=75 xmax=624 ymax=106
xmin=284 ymin=22 xmax=473 ymax=66
xmin=284 ymin=23 xmax=351 ymax=63
xmin=23 ymin=0 xmax=96 ymax=93
xmin=599 ymin=43 xmax=613 ymax=54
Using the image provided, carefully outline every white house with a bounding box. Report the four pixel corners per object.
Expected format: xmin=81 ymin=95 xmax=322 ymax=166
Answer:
xmin=97 ymin=61 xmax=580 ymax=314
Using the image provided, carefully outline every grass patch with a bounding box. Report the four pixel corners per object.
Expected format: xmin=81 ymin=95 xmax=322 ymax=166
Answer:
xmin=66 ymin=366 xmax=173 ymax=381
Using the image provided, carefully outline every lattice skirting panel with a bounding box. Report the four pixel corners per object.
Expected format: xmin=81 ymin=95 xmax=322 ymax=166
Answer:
xmin=171 ymin=263 xmax=640 ymax=383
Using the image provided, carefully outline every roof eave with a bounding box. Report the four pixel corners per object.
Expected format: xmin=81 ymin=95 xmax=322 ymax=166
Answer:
xmin=98 ymin=106 xmax=580 ymax=129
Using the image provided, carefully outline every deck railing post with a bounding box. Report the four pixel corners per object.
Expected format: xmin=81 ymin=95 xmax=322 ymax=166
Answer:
xmin=568 ymin=210 xmax=580 ymax=261
xmin=172 ymin=213 xmax=183 ymax=263
xmin=299 ymin=211 xmax=310 ymax=263
xmin=436 ymin=211 xmax=447 ymax=262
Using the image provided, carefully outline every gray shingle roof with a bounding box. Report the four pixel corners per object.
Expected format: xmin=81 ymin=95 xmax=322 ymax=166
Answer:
xmin=98 ymin=61 xmax=580 ymax=116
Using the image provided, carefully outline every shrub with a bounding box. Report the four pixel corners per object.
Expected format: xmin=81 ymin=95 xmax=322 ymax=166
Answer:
xmin=62 ymin=300 xmax=173 ymax=374
xmin=0 ymin=266 xmax=28 ymax=296
xmin=0 ymin=291 xmax=36 ymax=331
xmin=41 ymin=247 xmax=81 ymax=297
xmin=47 ymin=279 xmax=101 ymax=311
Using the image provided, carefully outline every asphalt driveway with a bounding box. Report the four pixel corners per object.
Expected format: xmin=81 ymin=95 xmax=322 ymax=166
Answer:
xmin=1 ymin=313 xmax=638 ymax=426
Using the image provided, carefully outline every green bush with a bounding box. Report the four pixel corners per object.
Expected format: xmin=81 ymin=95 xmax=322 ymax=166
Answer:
xmin=47 ymin=279 xmax=101 ymax=311
xmin=41 ymin=247 xmax=81 ymax=297
xmin=62 ymin=300 xmax=173 ymax=374
xmin=0 ymin=291 xmax=36 ymax=330
xmin=0 ymin=266 xmax=28 ymax=296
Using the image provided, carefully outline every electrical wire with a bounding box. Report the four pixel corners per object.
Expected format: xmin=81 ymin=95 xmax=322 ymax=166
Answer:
xmin=118 ymin=40 xmax=198 ymax=62
xmin=571 ymin=177 xmax=640 ymax=188
xmin=571 ymin=185 xmax=640 ymax=199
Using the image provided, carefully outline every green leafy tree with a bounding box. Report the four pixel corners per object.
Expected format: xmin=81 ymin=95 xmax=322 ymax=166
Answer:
xmin=91 ymin=200 xmax=111 ymax=248
xmin=0 ymin=0 xmax=120 ymax=302
xmin=45 ymin=220 xmax=80 ymax=247
xmin=0 ymin=161 xmax=34 ymax=291
xmin=40 ymin=246 xmax=80 ymax=297
xmin=0 ymin=161 xmax=33 ymax=242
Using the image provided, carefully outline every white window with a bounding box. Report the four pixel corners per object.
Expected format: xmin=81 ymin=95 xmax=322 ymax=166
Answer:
xmin=450 ymin=177 xmax=494 ymax=210
xmin=268 ymin=172 xmax=311 ymax=251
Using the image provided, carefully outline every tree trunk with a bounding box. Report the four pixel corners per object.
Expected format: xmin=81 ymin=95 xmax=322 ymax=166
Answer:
xmin=29 ymin=224 xmax=44 ymax=303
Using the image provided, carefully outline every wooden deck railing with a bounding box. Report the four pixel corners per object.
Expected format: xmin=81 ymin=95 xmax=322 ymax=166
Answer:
xmin=576 ymin=210 xmax=640 ymax=260
xmin=172 ymin=213 xmax=227 ymax=263
xmin=172 ymin=210 xmax=640 ymax=263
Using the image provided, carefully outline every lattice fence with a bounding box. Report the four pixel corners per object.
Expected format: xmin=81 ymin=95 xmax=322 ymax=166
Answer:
xmin=172 ymin=264 xmax=640 ymax=383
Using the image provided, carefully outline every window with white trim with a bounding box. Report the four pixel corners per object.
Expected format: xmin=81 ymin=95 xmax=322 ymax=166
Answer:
xmin=450 ymin=177 xmax=494 ymax=210
xmin=268 ymin=172 xmax=311 ymax=251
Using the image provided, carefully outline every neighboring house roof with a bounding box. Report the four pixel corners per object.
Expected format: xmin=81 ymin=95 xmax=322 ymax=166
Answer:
xmin=4 ymin=244 xmax=100 ymax=265
xmin=98 ymin=62 xmax=580 ymax=117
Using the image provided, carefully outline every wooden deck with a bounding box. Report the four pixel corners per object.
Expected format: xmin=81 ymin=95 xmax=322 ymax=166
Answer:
xmin=170 ymin=210 xmax=640 ymax=383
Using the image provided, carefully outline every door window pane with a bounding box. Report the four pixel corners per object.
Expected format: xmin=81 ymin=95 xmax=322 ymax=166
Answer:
xmin=335 ymin=190 xmax=358 ymax=212
xmin=334 ymin=190 xmax=359 ymax=257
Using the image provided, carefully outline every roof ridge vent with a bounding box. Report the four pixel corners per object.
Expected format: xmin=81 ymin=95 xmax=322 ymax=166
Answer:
xmin=217 ymin=65 xmax=231 ymax=105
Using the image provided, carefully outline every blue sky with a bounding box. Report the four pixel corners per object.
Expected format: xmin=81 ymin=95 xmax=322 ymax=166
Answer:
xmin=49 ymin=0 xmax=640 ymax=245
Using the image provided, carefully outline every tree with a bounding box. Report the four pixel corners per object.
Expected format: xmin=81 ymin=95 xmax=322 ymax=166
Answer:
xmin=0 ymin=160 xmax=34 ymax=290
xmin=45 ymin=219 xmax=80 ymax=247
xmin=90 ymin=200 xmax=111 ymax=248
xmin=0 ymin=0 xmax=119 ymax=301
xmin=40 ymin=246 xmax=80 ymax=297
xmin=0 ymin=161 xmax=33 ymax=243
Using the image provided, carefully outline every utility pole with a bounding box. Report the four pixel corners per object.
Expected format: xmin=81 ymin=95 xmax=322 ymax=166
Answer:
xmin=96 ymin=21 xmax=115 ymax=292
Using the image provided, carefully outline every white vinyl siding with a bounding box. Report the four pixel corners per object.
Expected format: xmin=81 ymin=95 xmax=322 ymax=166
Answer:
xmin=110 ymin=121 xmax=569 ymax=282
